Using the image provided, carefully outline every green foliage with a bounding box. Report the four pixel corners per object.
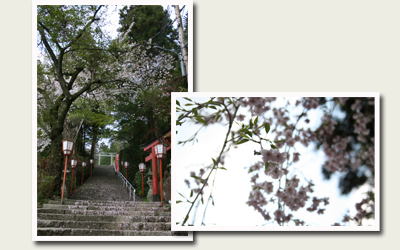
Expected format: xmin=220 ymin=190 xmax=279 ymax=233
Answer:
xmin=37 ymin=4 xmax=186 ymax=197
xmin=265 ymin=162 xmax=270 ymax=172
xmin=133 ymin=171 xmax=149 ymax=198
xmin=37 ymin=175 xmax=57 ymax=203
xmin=99 ymin=156 xmax=112 ymax=165
xmin=119 ymin=5 xmax=179 ymax=51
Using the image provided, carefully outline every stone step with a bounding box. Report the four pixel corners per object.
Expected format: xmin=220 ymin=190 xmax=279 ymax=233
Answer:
xmin=55 ymin=199 xmax=161 ymax=204
xmin=37 ymin=219 xmax=171 ymax=231
xmin=37 ymin=208 xmax=170 ymax=217
xmin=42 ymin=204 xmax=170 ymax=212
xmin=48 ymin=200 xmax=166 ymax=207
xmin=37 ymin=228 xmax=173 ymax=236
xmin=37 ymin=213 xmax=171 ymax=223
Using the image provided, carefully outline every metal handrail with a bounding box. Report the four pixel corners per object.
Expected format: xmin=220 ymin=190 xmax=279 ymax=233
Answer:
xmin=113 ymin=163 xmax=136 ymax=203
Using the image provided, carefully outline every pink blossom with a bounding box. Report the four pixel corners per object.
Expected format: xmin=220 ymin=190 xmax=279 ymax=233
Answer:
xmin=274 ymin=209 xmax=285 ymax=222
xmin=351 ymin=99 xmax=362 ymax=112
xmin=337 ymin=97 xmax=349 ymax=106
xmin=292 ymin=152 xmax=300 ymax=163
xmin=237 ymin=114 xmax=246 ymax=121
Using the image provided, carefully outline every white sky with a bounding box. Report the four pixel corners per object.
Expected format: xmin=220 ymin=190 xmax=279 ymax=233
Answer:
xmin=174 ymin=96 xmax=373 ymax=228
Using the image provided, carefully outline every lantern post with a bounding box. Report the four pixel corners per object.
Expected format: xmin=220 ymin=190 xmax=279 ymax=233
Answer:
xmin=70 ymin=159 xmax=77 ymax=195
xmin=155 ymin=144 xmax=166 ymax=206
xmin=139 ymin=163 xmax=146 ymax=196
xmin=81 ymin=162 xmax=86 ymax=185
xmin=61 ymin=140 xmax=74 ymax=203
xmin=90 ymin=159 xmax=94 ymax=177
xmin=124 ymin=161 xmax=129 ymax=179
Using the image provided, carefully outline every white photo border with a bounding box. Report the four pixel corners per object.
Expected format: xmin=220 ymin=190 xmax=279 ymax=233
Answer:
xmin=171 ymin=92 xmax=380 ymax=232
xmin=32 ymin=0 xmax=193 ymax=241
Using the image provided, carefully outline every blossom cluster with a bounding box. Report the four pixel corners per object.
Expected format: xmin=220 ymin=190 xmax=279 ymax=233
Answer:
xmin=240 ymin=97 xmax=276 ymax=116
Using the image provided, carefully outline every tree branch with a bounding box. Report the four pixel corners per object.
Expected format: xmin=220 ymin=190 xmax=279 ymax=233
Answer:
xmin=64 ymin=5 xmax=103 ymax=50
xmin=182 ymin=101 xmax=240 ymax=225
xmin=37 ymin=25 xmax=58 ymax=68
xmin=67 ymin=67 xmax=84 ymax=89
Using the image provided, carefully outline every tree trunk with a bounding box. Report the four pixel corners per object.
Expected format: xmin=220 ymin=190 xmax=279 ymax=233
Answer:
xmin=90 ymin=125 xmax=99 ymax=159
xmin=48 ymin=99 xmax=73 ymax=196
xmin=174 ymin=5 xmax=188 ymax=76
xmin=75 ymin=129 xmax=82 ymax=156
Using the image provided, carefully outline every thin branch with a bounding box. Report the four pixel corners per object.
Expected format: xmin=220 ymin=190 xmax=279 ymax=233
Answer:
xmin=64 ymin=6 xmax=103 ymax=50
xmin=182 ymin=101 xmax=240 ymax=226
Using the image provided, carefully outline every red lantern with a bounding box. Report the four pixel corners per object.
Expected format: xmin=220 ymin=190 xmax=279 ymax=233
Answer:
xmin=155 ymin=144 xmax=166 ymax=159
xmin=89 ymin=159 xmax=94 ymax=177
xmin=124 ymin=162 xmax=129 ymax=178
xmin=61 ymin=140 xmax=74 ymax=203
xmin=154 ymin=144 xmax=166 ymax=206
xmin=70 ymin=159 xmax=78 ymax=195
xmin=81 ymin=162 xmax=86 ymax=185
xmin=139 ymin=163 xmax=146 ymax=173
xmin=62 ymin=140 xmax=74 ymax=156
xmin=139 ymin=163 xmax=146 ymax=196
xmin=71 ymin=159 xmax=78 ymax=168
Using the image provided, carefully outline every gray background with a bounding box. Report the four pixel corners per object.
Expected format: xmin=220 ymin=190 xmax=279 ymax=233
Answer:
xmin=1 ymin=0 xmax=398 ymax=248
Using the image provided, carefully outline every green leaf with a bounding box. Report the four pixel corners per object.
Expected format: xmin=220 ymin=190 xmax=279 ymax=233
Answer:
xmin=244 ymin=130 xmax=253 ymax=137
xmin=239 ymin=132 xmax=248 ymax=138
xmin=236 ymin=139 xmax=249 ymax=145
xmin=219 ymin=167 xmax=227 ymax=170
xmin=274 ymin=139 xmax=286 ymax=143
xmin=185 ymin=103 xmax=193 ymax=106
xmin=367 ymin=191 xmax=375 ymax=202
xmin=176 ymin=200 xmax=183 ymax=204
xmin=192 ymin=108 xmax=198 ymax=116
xmin=209 ymin=106 xmax=217 ymax=109
xmin=254 ymin=150 xmax=261 ymax=155
xmin=271 ymin=144 xmax=278 ymax=149
xmin=265 ymin=162 xmax=270 ymax=172
xmin=249 ymin=118 xmax=253 ymax=128
xmin=190 ymin=190 xmax=193 ymax=198
xmin=196 ymin=117 xmax=207 ymax=124
xmin=265 ymin=123 xmax=270 ymax=134
xmin=201 ymin=196 xmax=204 ymax=204
xmin=212 ymin=158 xmax=216 ymax=165
xmin=254 ymin=116 xmax=258 ymax=126
xmin=176 ymin=100 xmax=180 ymax=106
xmin=183 ymin=97 xmax=192 ymax=102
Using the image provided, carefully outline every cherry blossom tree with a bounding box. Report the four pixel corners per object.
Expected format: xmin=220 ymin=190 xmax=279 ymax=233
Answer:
xmin=175 ymin=96 xmax=377 ymax=227
xmin=37 ymin=5 xmax=176 ymax=195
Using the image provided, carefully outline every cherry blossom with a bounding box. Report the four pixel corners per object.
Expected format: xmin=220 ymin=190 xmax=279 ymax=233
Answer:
xmin=176 ymin=96 xmax=376 ymax=227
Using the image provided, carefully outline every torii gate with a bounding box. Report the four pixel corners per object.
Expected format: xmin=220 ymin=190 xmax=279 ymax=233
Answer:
xmin=141 ymin=130 xmax=171 ymax=202
xmin=94 ymin=152 xmax=117 ymax=165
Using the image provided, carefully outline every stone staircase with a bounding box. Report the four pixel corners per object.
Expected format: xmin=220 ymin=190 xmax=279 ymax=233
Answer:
xmin=36 ymin=165 xmax=181 ymax=236
xmin=37 ymin=200 xmax=173 ymax=236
